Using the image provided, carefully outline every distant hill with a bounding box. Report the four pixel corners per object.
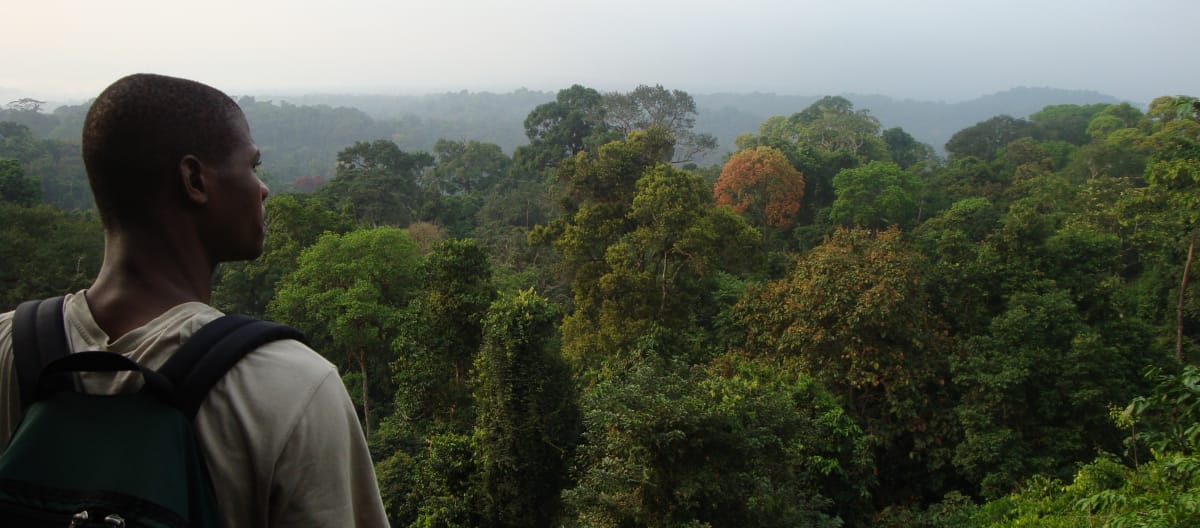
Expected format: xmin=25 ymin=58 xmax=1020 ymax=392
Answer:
xmin=268 ymin=86 xmax=1127 ymax=165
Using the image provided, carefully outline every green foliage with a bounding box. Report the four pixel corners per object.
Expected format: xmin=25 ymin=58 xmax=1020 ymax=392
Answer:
xmin=1127 ymin=365 xmax=1200 ymax=455
xmin=540 ymin=131 xmax=759 ymax=377
xmin=829 ymin=161 xmax=921 ymax=229
xmin=738 ymin=227 xmax=957 ymax=504
xmin=0 ymin=157 xmax=41 ymax=205
xmin=390 ymin=238 xmax=496 ymax=433
xmin=16 ymin=86 xmax=1200 ymax=527
xmin=1029 ymin=103 xmax=1110 ymax=146
xmin=212 ymin=194 xmax=353 ymax=316
xmin=0 ymin=203 xmax=102 ymax=310
xmin=735 ymin=96 xmax=890 ymax=230
xmin=882 ymin=127 xmax=937 ymax=170
xmin=951 ymin=285 xmax=1150 ymax=498
xmin=427 ymin=139 xmax=511 ymax=196
xmin=375 ymin=431 xmax=482 ymax=528
xmin=514 ymin=85 xmax=609 ymax=175
xmin=269 ymin=226 xmax=423 ymax=434
xmin=474 ymin=289 xmax=578 ymax=528
xmin=319 ymin=140 xmax=435 ymax=226
xmin=945 ymin=115 xmax=1034 ymax=161
xmin=0 ymin=121 xmax=90 ymax=210
xmin=563 ymin=356 xmax=874 ymax=528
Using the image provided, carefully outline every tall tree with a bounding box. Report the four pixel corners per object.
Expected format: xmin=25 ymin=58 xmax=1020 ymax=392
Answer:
xmin=390 ymin=238 xmax=496 ymax=432
xmin=1141 ymin=98 xmax=1200 ymax=360
xmin=513 ymin=85 xmax=609 ymax=175
xmin=738 ymin=227 xmax=956 ymax=504
xmin=535 ymin=129 xmax=758 ymax=376
xmin=319 ymin=140 xmax=434 ymax=226
xmin=474 ymin=289 xmax=579 ymax=528
xmin=601 ymin=84 xmax=718 ymax=163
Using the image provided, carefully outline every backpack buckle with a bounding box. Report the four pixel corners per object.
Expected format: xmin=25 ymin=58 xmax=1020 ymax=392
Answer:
xmin=68 ymin=510 xmax=89 ymax=527
xmin=68 ymin=511 xmax=126 ymax=527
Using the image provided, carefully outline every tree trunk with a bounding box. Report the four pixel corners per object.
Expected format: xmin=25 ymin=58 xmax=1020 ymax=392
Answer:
xmin=1178 ymin=231 xmax=1197 ymax=362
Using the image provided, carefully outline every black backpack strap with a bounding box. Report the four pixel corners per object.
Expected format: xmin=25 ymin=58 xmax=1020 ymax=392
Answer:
xmin=159 ymin=315 xmax=306 ymax=420
xmin=11 ymin=297 xmax=70 ymax=410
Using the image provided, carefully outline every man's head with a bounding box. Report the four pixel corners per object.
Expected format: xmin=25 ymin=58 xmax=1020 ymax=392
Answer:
xmin=82 ymin=74 xmax=268 ymax=261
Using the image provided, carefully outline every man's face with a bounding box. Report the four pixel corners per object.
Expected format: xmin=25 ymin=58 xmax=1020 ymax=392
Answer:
xmin=207 ymin=111 xmax=269 ymax=262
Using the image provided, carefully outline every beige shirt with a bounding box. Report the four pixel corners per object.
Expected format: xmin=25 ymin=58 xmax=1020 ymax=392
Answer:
xmin=0 ymin=291 xmax=390 ymax=527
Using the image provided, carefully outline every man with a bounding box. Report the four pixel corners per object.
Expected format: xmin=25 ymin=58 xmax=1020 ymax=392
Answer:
xmin=0 ymin=74 xmax=389 ymax=527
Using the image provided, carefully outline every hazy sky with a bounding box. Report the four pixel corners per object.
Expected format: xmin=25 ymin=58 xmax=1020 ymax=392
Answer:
xmin=3 ymin=0 xmax=1196 ymax=104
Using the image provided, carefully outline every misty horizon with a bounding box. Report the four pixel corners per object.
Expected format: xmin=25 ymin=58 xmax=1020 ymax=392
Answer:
xmin=4 ymin=0 xmax=1194 ymax=109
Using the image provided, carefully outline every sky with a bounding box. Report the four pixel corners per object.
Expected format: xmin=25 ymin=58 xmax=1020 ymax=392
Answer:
xmin=2 ymin=0 xmax=1196 ymax=105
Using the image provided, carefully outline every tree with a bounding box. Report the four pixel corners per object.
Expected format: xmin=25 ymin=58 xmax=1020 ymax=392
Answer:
xmin=390 ymin=238 xmax=496 ymax=432
xmin=945 ymin=115 xmax=1034 ymax=161
xmin=713 ymin=146 xmax=806 ymax=230
xmin=601 ymin=85 xmax=717 ymax=163
xmin=882 ymin=126 xmax=936 ymax=170
xmin=737 ymin=227 xmax=956 ymax=505
xmin=829 ymin=161 xmax=921 ymax=229
xmin=764 ymin=95 xmax=888 ymax=160
xmin=1028 ymin=103 xmax=1109 ymax=145
xmin=1141 ymin=98 xmax=1200 ymax=360
xmin=733 ymin=97 xmax=888 ymax=230
xmin=0 ymin=203 xmax=102 ymax=311
xmin=6 ymin=98 xmax=45 ymax=113
xmin=0 ymin=158 xmax=41 ymax=206
xmin=513 ymin=85 xmax=609 ymax=174
xmin=536 ymin=130 xmax=758 ymax=376
xmin=950 ymin=286 xmax=1151 ymax=498
xmin=269 ymin=227 xmax=423 ymax=435
xmin=319 ymin=140 xmax=434 ymax=226
xmin=563 ymin=356 xmax=875 ymax=527
xmin=427 ymin=139 xmax=511 ymax=195
xmin=474 ymin=289 xmax=579 ymax=528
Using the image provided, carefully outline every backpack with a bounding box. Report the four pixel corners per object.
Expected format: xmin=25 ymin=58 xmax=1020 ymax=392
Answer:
xmin=0 ymin=296 xmax=306 ymax=527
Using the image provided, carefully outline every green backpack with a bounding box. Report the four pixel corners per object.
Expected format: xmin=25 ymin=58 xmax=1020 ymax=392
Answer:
xmin=0 ymin=297 xmax=305 ymax=527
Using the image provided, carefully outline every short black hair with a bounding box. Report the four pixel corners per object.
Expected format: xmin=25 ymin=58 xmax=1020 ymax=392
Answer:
xmin=82 ymin=73 xmax=243 ymax=228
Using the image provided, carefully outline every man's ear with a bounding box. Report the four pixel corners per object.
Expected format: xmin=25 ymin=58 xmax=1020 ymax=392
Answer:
xmin=179 ymin=155 xmax=209 ymax=205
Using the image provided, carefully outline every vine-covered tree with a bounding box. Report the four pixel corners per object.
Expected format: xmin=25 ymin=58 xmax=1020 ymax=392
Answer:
xmin=474 ymin=289 xmax=578 ymax=528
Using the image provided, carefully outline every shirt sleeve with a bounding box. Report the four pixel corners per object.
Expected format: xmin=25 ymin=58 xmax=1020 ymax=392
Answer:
xmin=268 ymin=369 xmax=390 ymax=528
xmin=0 ymin=312 xmax=19 ymax=449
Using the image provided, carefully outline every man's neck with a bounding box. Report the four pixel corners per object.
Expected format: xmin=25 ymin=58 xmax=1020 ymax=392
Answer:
xmin=85 ymin=225 xmax=215 ymax=341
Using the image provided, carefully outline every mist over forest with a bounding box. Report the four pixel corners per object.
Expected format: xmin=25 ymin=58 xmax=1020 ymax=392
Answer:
xmin=2 ymin=85 xmax=1125 ymax=187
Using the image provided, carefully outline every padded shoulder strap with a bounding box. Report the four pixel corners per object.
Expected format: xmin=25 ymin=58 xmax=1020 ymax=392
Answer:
xmin=11 ymin=297 xmax=70 ymax=410
xmin=158 ymin=315 xmax=306 ymax=420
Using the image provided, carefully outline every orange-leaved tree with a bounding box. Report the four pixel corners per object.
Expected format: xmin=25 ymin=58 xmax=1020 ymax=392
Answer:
xmin=713 ymin=146 xmax=805 ymax=229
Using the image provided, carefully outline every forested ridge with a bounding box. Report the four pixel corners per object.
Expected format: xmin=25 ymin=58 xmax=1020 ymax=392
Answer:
xmin=2 ymin=85 xmax=1198 ymax=527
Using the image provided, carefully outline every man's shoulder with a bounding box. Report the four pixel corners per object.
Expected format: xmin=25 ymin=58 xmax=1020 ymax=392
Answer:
xmin=235 ymin=336 xmax=337 ymax=382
